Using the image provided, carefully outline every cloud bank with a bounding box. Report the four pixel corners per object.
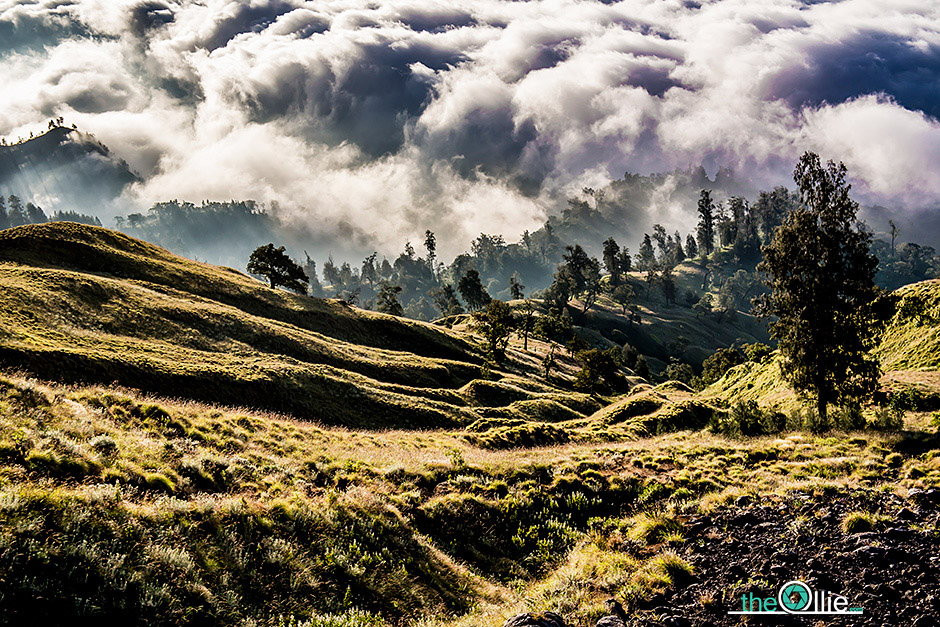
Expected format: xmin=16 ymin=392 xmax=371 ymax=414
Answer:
xmin=1 ymin=0 xmax=938 ymax=256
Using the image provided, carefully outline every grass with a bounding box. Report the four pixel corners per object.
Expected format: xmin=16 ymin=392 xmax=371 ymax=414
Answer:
xmin=841 ymin=511 xmax=880 ymax=533
xmin=0 ymin=223 xmax=604 ymax=429
xmin=0 ymin=224 xmax=938 ymax=624
xmin=0 ymin=370 xmax=937 ymax=624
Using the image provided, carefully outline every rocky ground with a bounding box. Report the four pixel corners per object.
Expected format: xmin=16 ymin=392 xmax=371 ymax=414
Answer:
xmin=626 ymin=489 xmax=940 ymax=626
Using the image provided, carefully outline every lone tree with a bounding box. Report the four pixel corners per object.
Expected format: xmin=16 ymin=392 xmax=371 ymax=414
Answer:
xmin=248 ymin=244 xmax=309 ymax=293
xmin=375 ymin=283 xmax=404 ymax=316
xmin=757 ymin=152 xmax=880 ymax=426
xmin=472 ymin=300 xmax=515 ymax=363
xmin=509 ymin=273 xmax=525 ymax=300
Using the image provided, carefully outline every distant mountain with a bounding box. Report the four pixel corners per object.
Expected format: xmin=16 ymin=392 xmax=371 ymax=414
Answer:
xmin=0 ymin=125 xmax=138 ymax=213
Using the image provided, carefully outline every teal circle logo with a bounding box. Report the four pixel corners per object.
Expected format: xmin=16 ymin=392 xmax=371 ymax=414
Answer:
xmin=778 ymin=580 xmax=812 ymax=612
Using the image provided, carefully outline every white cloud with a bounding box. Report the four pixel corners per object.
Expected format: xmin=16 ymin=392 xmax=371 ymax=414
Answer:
xmin=1 ymin=0 xmax=938 ymax=256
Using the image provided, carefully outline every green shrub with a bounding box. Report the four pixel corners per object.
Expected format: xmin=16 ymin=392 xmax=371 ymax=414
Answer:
xmin=143 ymin=472 xmax=176 ymax=493
xmin=841 ymin=511 xmax=877 ymax=533
xmin=709 ymin=401 xmax=785 ymax=436
xmin=462 ymin=422 xmax=569 ymax=450
xmin=870 ymin=407 xmax=904 ymax=431
xmin=628 ymin=512 xmax=683 ymax=545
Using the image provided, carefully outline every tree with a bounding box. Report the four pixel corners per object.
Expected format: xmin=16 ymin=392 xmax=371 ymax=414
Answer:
xmin=579 ymin=259 xmax=602 ymax=312
xmin=652 ymin=224 xmax=668 ymax=260
xmin=693 ymin=293 xmax=713 ymax=319
xmin=472 ymin=300 xmax=515 ymax=363
xmin=509 ymin=273 xmax=525 ymax=300
xmin=673 ymin=231 xmax=686 ymax=263
xmin=696 ymin=190 xmax=716 ymax=256
xmin=700 ymin=347 xmax=745 ymax=386
xmin=247 ymin=244 xmax=309 ymax=293
xmin=424 ymin=230 xmax=437 ymax=271
xmin=660 ymin=267 xmax=677 ymax=304
xmin=603 ymin=237 xmax=622 ymax=283
xmin=574 ymin=348 xmax=622 ymax=393
xmin=685 ymin=234 xmax=698 ymax=259
xmin=375 ymin=283 xmax=404 ymax=316
xmin=519 ymin=299 xmax=536 ymax=351
xmin=458 ymin=269 xmax=491 ymax=311
xmin=636 ymin=234 xmax=656 ymax=271
xmin=431 ymin=284 xmax=464 ymax=317
xmin=303 ymin=254 xmax=324 ymax=297
xmin=361 ymin=252 xmax=378 ymax=288
xmin=560 ymin=245 xmax=602 ymax=312
xmin=756 ymin=152 xmax=880 ymax=427
xmin=322 ymin=257 xmax=341 ymax=287
xmin=610 ymin=283 xmax=634 ymax=315
xmin=753 ymin=186 xmax=798 ymax=244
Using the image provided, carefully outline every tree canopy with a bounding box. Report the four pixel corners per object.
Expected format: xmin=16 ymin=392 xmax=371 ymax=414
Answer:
xmin=247 ymin=244 xmax=309 ymax=293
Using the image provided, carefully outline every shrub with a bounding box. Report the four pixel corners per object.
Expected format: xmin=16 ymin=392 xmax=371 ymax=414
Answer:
xmin=710 ymin=401 xmax=786 ymax=437
xmin=841 ymin=511 xmax=877 ymax=534
xmin=831 ymin=404 xmax=865 ymax=430
xmin=89 ymin=435 xmax=118 ymax=460
xmin=462 ymin=422 xmax=569 ymax=450
xmin=628 ymin=512 xmax=683 ymax=545
xmin=870 ymin=407 xmax=904 ymax=431
xmin=143 ymin=472 xmax=176 ymax=493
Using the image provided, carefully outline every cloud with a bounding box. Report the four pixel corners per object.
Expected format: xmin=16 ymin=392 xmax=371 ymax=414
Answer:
xmin=0 ymin=0 xmax=938 ymax=258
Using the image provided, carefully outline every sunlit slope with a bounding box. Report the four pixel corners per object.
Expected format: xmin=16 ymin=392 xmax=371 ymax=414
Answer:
xmin=0 ymin=222 xmax=507 ymax=427
xmin=875 ymin=279 xmax=940 ymax=371
xmin=704 ymin=279 xmax=940 ymax=410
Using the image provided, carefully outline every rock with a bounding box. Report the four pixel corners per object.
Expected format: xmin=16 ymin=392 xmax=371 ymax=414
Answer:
xmin=502 ymin=612 xmax=567 ymax=627
xmin=897 ymin=507 xmax=917 ymax=520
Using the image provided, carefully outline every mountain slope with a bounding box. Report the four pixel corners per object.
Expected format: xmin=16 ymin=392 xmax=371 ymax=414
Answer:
xmin=0 ymin=126 xmax=137 ymax=211
xmin=0 ymin=222 xmax=560 ymax=428
xmin=704 ymin=279 xmax=940 ymax=410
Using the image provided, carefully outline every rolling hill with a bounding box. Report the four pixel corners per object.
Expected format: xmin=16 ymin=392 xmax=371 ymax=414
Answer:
xmin=0 ymin=223 xmax=937 ymax=626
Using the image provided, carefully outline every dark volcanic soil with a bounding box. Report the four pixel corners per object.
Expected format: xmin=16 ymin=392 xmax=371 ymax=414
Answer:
xmin=629 ymin=488 xmax=940 ymax=627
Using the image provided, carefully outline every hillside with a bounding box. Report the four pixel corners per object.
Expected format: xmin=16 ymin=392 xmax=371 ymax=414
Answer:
xmin=0 ymin=223 xmax=937 ymax=626
xmin=0 ymin=222 xmax=547 ymax=428
xmin=705 ymin=279 xmax=940 ymax=412
xmin=0 ymin=126 xmax=137 ymax=211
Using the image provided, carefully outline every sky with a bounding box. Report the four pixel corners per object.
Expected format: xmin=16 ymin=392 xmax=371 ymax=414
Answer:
xmin=0 ymin=0 xmax=938 ymax=257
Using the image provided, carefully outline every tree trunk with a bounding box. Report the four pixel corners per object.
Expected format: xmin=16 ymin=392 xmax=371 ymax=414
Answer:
xmin=816 ymin=396 xmax=828 ymax=430
xmin=269 ymin=278 xmax=276 ymax=289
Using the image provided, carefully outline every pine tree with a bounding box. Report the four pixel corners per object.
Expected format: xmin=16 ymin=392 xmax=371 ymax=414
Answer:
xmin=757 ymin=152 xmax=880 ymax=427
xmin=696 ymin=190 xmax=716 ymax=256
xmin=603 ymin=237 xmax=622 ymax=283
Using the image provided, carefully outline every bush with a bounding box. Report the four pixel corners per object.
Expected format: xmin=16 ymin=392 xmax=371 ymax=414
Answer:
xmin=709 ymin=401 xmax=786 ymax=436
xmin=870 ymin=407 xmax=904 ymax=431
xmin=89 ymin=435 xmax=118 ymax=460
xmin=462 ymin=422 xmax=570 ymax=450
xmin=841 ymin=511 xmax=877 ymax=534
xmin=143 ymin=472 xmax=176 ymax=493
xmin=628 ymin=512 xmax=683 ymax=545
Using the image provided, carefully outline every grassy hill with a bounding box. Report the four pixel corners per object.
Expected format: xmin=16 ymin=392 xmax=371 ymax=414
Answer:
xmin=705 ymin=279 xmax=940 ymax=412
xmin=0 ymin=223 xmax=609 ymax=429
xmin=0 ymin=223 xmax=937 ymax=625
